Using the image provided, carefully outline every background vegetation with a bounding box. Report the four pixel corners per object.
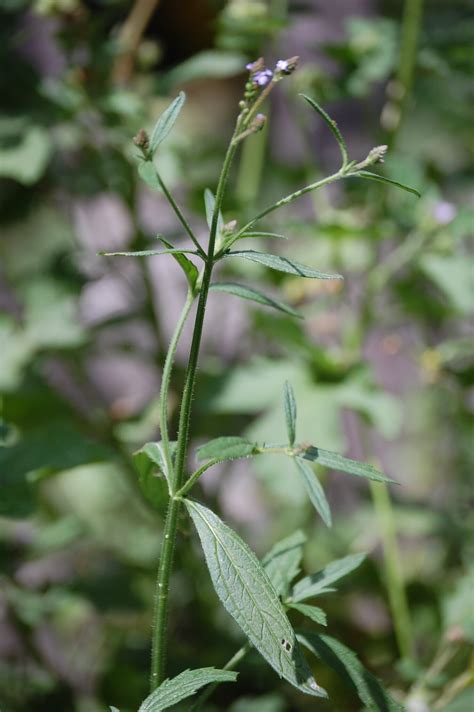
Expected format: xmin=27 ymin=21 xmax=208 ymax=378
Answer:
xmin=0 ymin=1 xmax=473 ymax=710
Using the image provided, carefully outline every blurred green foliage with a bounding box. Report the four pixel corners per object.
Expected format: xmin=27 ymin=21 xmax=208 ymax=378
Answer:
xmin=0 ymin=0 xmax=473 ymax=710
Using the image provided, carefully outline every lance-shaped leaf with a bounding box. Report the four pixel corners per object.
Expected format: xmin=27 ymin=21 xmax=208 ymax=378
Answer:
xmin=99 ymin=249 xmax=197 ymax=258
xmin=291 ymin=553 xmax=366 ymax=602
xmin=132 ymin=441 xmax=176 ymax=509
xmin=298 ymin=632 xmax=404 ymax=712
xmin=287 ymin=603 xmax=327 ymax=626
xmin=158 ymin=236 xmax=199 ymax=290
xmin=204 ymin=188 xmax=224 ymax=233
xmin=138 ymin=667 xmax=238 ymax=712
xmin=196 ymin=436 xmax=258 ymax=462
xmin=262 ymin=530 xmax=307 ymax=597
xmin=149 ymin=91 xmax=186 ymax=154
xmin=353 ymin=170 xmax=421 ymax=197
xmin=210 ymin=282 xmax=302 ymax=319
xmin=301 ymin=94 xmax=348 ymax=168
xmin=185 ymin=500 xmax=327 ymax=698
xmin=283 ymin=381 xmax=297 ymax=445
xmin=228 ymin=250 xmax=343 ymax=280
xmin=239 ymin=231 xmax=287 ymax=240
xmin=300 ymin=446 xmax=396 ymax=484
xmin=138 ymin=161 xmax=161 ymax=190
xmin=294 ymin=458 xmax=332 ymax=528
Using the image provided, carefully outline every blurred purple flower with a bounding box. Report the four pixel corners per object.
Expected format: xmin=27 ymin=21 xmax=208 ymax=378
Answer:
xmin=253 ymin=69 xmax=273 ymax=87
xmin=433 ymin=201 xmax=457 ymax=225
xmin=276 ymin=59 xmax=289 ymax=72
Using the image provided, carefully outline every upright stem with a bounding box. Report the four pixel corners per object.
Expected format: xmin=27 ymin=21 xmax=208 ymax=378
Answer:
xmin=150 ymin=123 xmax=240 ymax=690
xmin=370 ymin=481 xmax=414 ymax=660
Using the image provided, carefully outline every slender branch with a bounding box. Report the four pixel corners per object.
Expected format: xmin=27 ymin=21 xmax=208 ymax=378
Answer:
xmin=150 ymin=120 xmax=241 ymax=690
xmin=370 ymin=480 xmax=414 ymax=660
xmin=228 ymin=169 xmax=346 ymax=246
xmin=191 ymin=642 xmax=252 ymax=711
xmin=176 ymin=458 xmax=221 ymax=497
xmin=159 ymin=289 xmax=195 ymax=487
xmin=154 ymin=168 xmax=206 ymax=257
xmin=113 ymin=0 xmax=161 ymax=83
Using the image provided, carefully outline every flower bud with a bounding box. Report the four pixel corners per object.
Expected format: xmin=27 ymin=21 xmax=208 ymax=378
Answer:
xmin=355 ymin=145 xmax=388 ymax=170
xmin=275 ymin=56 xmax=299 ymax=76
xmin=133 ymin=129 xmax=150 ymax=150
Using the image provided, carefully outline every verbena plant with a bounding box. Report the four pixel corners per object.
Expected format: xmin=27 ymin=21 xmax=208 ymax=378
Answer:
xmin=103 ymin=58 xmax=419 ymax=712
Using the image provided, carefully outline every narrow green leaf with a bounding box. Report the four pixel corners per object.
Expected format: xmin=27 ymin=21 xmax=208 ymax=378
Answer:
xmin=158 ymin=236 xmax=198 ymax=290
xmin=138 ymin=161 xmax=161 ymax=190
xmin=210 ymin=282 xmax=302 ymax=319
xmin=185 ymin=500 xmax=327 ymax=698
xmin=294 ymin=458 xmax=331 ymax=527
xmin=283 ymin=381 xmax=297 ymax=445
xmin=301 ymin=94 xmax=348 ymax=167
xmin=354 ymin=170 xmax=421 ymax=197
xmin=138 ymin=667 xmax=237 ymax=712
xmin=196 ymin=436 xmax=257 ymax=462
xmin=300 ymin=446 xmax=396 ymax=484
xmin=240 ymin=232 xmax=288 ymax=240
xmin=287 ymin=603 xmax=327 ymax=627
xmin=132 ymin=441 xmax=176 ymax=510
xmin=291 ymin=553 xmax=366 ymax=602
xmin=99 ymin=249 xmax=197 ymax=258
xmin=262 ymin=530 xmax=307 ymax=597
xmin=149 ymin=91 xmax=186 ymax=154
xmin=298 ymin=632 xmax=404 ymax=712
xmin=228 ymin=250 xmax=343 ymax=280
xmin=204 ymin=188 xmax=224 ymax=233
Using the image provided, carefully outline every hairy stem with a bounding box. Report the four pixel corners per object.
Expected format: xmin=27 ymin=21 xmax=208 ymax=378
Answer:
xmin=150 ymin=122 xmax=240 ymax=690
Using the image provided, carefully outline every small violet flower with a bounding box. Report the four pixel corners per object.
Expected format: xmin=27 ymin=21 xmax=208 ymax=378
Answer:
xmin=276 ymin=59 xmax=289 ymax=73
xmin=252 ymin=69 xmax=273 ymax=87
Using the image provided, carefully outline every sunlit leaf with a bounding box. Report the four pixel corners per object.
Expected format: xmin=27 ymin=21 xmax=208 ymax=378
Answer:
xmin=300 ymin=446 xmax=396 ymax=484
xmin=301 ymin=94 xmax=348 ymax=167
xmin=138 ymin=667 xmax=237 ymax=712
xmin=228 ymin=250 xmax=343 ymax=280
xmin=210 ymin=282 xmax=302 ymax=318
xmin=291 ymin=553 xmax=366 ymax=602
xmin=287 ymin=603 xmax=327 ymax=626
xmin=262 ymin=530 xmax=307 ymax=597
xmin=298 ymin=632 xmax=404 ymax=711
xmin=149 ymin=92 xmax=186 ymax=153
xmin=185 ymin=500 xmax=327 ymax=698
xmin=294 ymin=458 xmax=331 ymax=527
xmin=196 ymin=436 xmax=257 ymax=462
xmin=283 ymin=381 xmax=297 ymax=445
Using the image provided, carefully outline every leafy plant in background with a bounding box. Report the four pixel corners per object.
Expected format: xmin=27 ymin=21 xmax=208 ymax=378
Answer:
xmin=102 ymin=58 xmax=419 ymax=711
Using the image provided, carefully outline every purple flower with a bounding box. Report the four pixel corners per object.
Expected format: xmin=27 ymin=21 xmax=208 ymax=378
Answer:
xmin=433 ymin=201 xmax=457 ymax=225
xmin=253 ymin=69 xmax=273 ymax=87
xmin=276 ymin=60 xmax=289 ymax=73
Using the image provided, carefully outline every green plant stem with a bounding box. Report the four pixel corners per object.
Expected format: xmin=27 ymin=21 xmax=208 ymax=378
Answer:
xmin=154 ymin=167 xmax=206 ymax=256
xmin=232 ymin=169 xmax=346 ymax=242
xmin=397 ymin=0 xmax=424 ymax=120
xmin=150 ymin=122 xmax=240 ymax=690
xmin=191 ymin=642 xmax=252 ymax=710
xmin=159 ymin=289 xmax=195 ymax=487
xmin=369 ymin=480 xmax=414 ymax=660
